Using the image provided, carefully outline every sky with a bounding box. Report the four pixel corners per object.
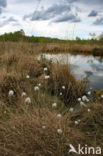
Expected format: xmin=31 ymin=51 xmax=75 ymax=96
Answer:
xmin=0 ymin=0 xmax=103 ymax=39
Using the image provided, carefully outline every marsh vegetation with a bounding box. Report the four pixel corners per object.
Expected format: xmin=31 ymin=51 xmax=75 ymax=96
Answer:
xmin=0 ymin=32 xmax=103 ymax=155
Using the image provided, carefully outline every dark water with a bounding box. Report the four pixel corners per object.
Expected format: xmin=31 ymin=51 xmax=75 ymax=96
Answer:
xmin=38 ymin=53 xmax=103 ymax=90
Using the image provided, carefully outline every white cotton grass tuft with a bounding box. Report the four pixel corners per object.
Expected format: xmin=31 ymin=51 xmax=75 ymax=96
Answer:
xmin=82 ymin=95 xmax=87 ymax=101
xmin=75 ymin=121 xmax=79 ymax=125
xmin=86 ymin=99 xmax=90 ymax=102
xmin=80 ymin=101 xmax=86 ymax=107
xmin=87 ymin=91 xmax=91 ymax=95
xmin=25 ymin=97 xmax=31 ymax=104
xmin=26 ymin=75 xmax=30 ymax=79
xmin=42 ymin=125 xmax=46 ymax=130
xmin=34 ymin=86 xmax=39 ymax=91
xmin=60 ymin=92 xmax=62 ymax=96
xmin=45 ymin=75 xmax=50 ymax=80
xmin=69 ymin=107 xmax=74 ymax=112
xmin=101 ymin=95 xmax=103 ymax=99
xmin=57 ymin=129 xmax=63 ymax=135
xmin=8 ymin=90 xmax=14 ymax=96
xmin=57 ymin=114 xmax=62 ymax=119
xmin=82 ymin=95 xmax=89 ymax=102
xmin=62 ymin=86 xmax=65 ymax=90
xmin=38 ymin=83 xmax=41 ymax=87
xmin=21 ymin=92 xmax=27 ymax=97
xmin=77 ymin=98 xmax=81 ymax=102
xmin=44 ymin=67 xmax=48 ymax=71
xmin=52 ymin=103 xmax=57 ymax=108
xmin=87 ymin=109 xmax=91 ymax=112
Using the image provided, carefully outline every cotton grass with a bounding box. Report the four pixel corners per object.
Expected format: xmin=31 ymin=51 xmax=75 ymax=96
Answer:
xmin=8 ymin=90 xmax=14 ymax=96
xmin=52 ymin=103 xmax=57 ymax=108
xmin=57 ymin=129 xmax=63 ymax=135
xmin=25 ymin=97 xmax=31 ymax=104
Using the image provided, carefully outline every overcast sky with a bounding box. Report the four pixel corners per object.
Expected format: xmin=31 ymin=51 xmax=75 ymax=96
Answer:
xmin=0 ymin=0 xmax=103 ymax=39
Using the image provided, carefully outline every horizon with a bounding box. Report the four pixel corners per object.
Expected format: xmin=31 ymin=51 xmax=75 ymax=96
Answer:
xmin=0 ymin=29 xmax=102 ymax=41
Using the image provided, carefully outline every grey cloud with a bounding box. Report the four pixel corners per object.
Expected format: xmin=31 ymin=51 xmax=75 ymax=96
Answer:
xmin=53 ymin=14 xmax=80 ymax=23
xmin=0 ymin=17 xmax=19 ymax=27
xmin=66 ymin=0 xmax=78 ymax=3
xmin=0 ymin=7 xmax=2 ymax=13
xmin=93 ymin=17 xmax=103 ymax=25
xmin=0 ymin=0 xmax=7 ymax=14
xmin=31 ymin=4 xmax=71 ymax=21
xmin=8 ymin=17 xmax=18 ymax=22
xmin=0 ymin=20 xmax=8 ymax=27
xmin=88 ymin=10 xmax=98 ymax=17
xmin=24 ymin=3 xmax=80 ymax=23
xmin=23 ymin=14 xmax=31 ymax=20
xmin=66 ymin=0 xmax=103 ymax=5
xmin=15 ymin=0 xmax=39 ymax=2
xmin=0 ymin=0 xmax=7 ymax=7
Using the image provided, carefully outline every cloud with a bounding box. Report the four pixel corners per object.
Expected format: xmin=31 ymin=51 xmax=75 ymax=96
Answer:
xmin=88 ymin=10 xmax=98 ymax=17
xmin=0 ymin=17 xmax=19 ymax=27
xmin=31 ymin=4 xmax=71 ymax=21
xmin=8 ymin=17 xmax=18 ymax=22
xmin=0 ymin=0 xmax=7 ymax=14
xmin=15 ymin=0 xmax=39 ymax=3
xmin=53 ymin=14 xmax=80 ymax=23
xmin=93 ymin=17 xmax=103 ymax=25
xmin=66 ymin=0 xmax=103 ymax=5
xmin=0 ymin=7 xmax=2 ymax=13
xmin=24 ymin=3 xmax=80 ymax=23
xmin=0 ymin=0 xmax=7 ymax=7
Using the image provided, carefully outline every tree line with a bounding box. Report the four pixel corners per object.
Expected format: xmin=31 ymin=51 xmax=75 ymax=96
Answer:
xmin=0 ymin=29 xmax=103 ymax=45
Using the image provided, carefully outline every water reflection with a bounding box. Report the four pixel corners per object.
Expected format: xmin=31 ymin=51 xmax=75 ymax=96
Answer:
xmin=38 ymin=53 xmax=103 ymax=90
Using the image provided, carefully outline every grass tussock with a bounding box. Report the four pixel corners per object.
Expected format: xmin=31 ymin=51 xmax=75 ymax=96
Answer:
xmin=0 ymin=47 xmax=85 ymax=107
xmin=42 ymin=64 xmax=86 ymax=106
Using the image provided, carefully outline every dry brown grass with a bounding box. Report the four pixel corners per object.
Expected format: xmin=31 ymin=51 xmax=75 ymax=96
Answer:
xmin=0 ymin=102 xmax=103 ymax=156
xmin=0 ymin=44 xmax=85 ymax=107
xmin=0 ymin=41 xmax=103 ymax=57
xmin=0 ymin=42 xmax=102 ymax=156
xmin=0 ymin=42 xmax=44 ymax=55
xmin=41 ymin=64 xmax=86 ymax=106
xmin=0 ymin=109 xmax=70 ymax=156
xmin=69 ymin=103 xmax=103 ymax=147
xmin=40 ymin=42 xmax=103 ymax=56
